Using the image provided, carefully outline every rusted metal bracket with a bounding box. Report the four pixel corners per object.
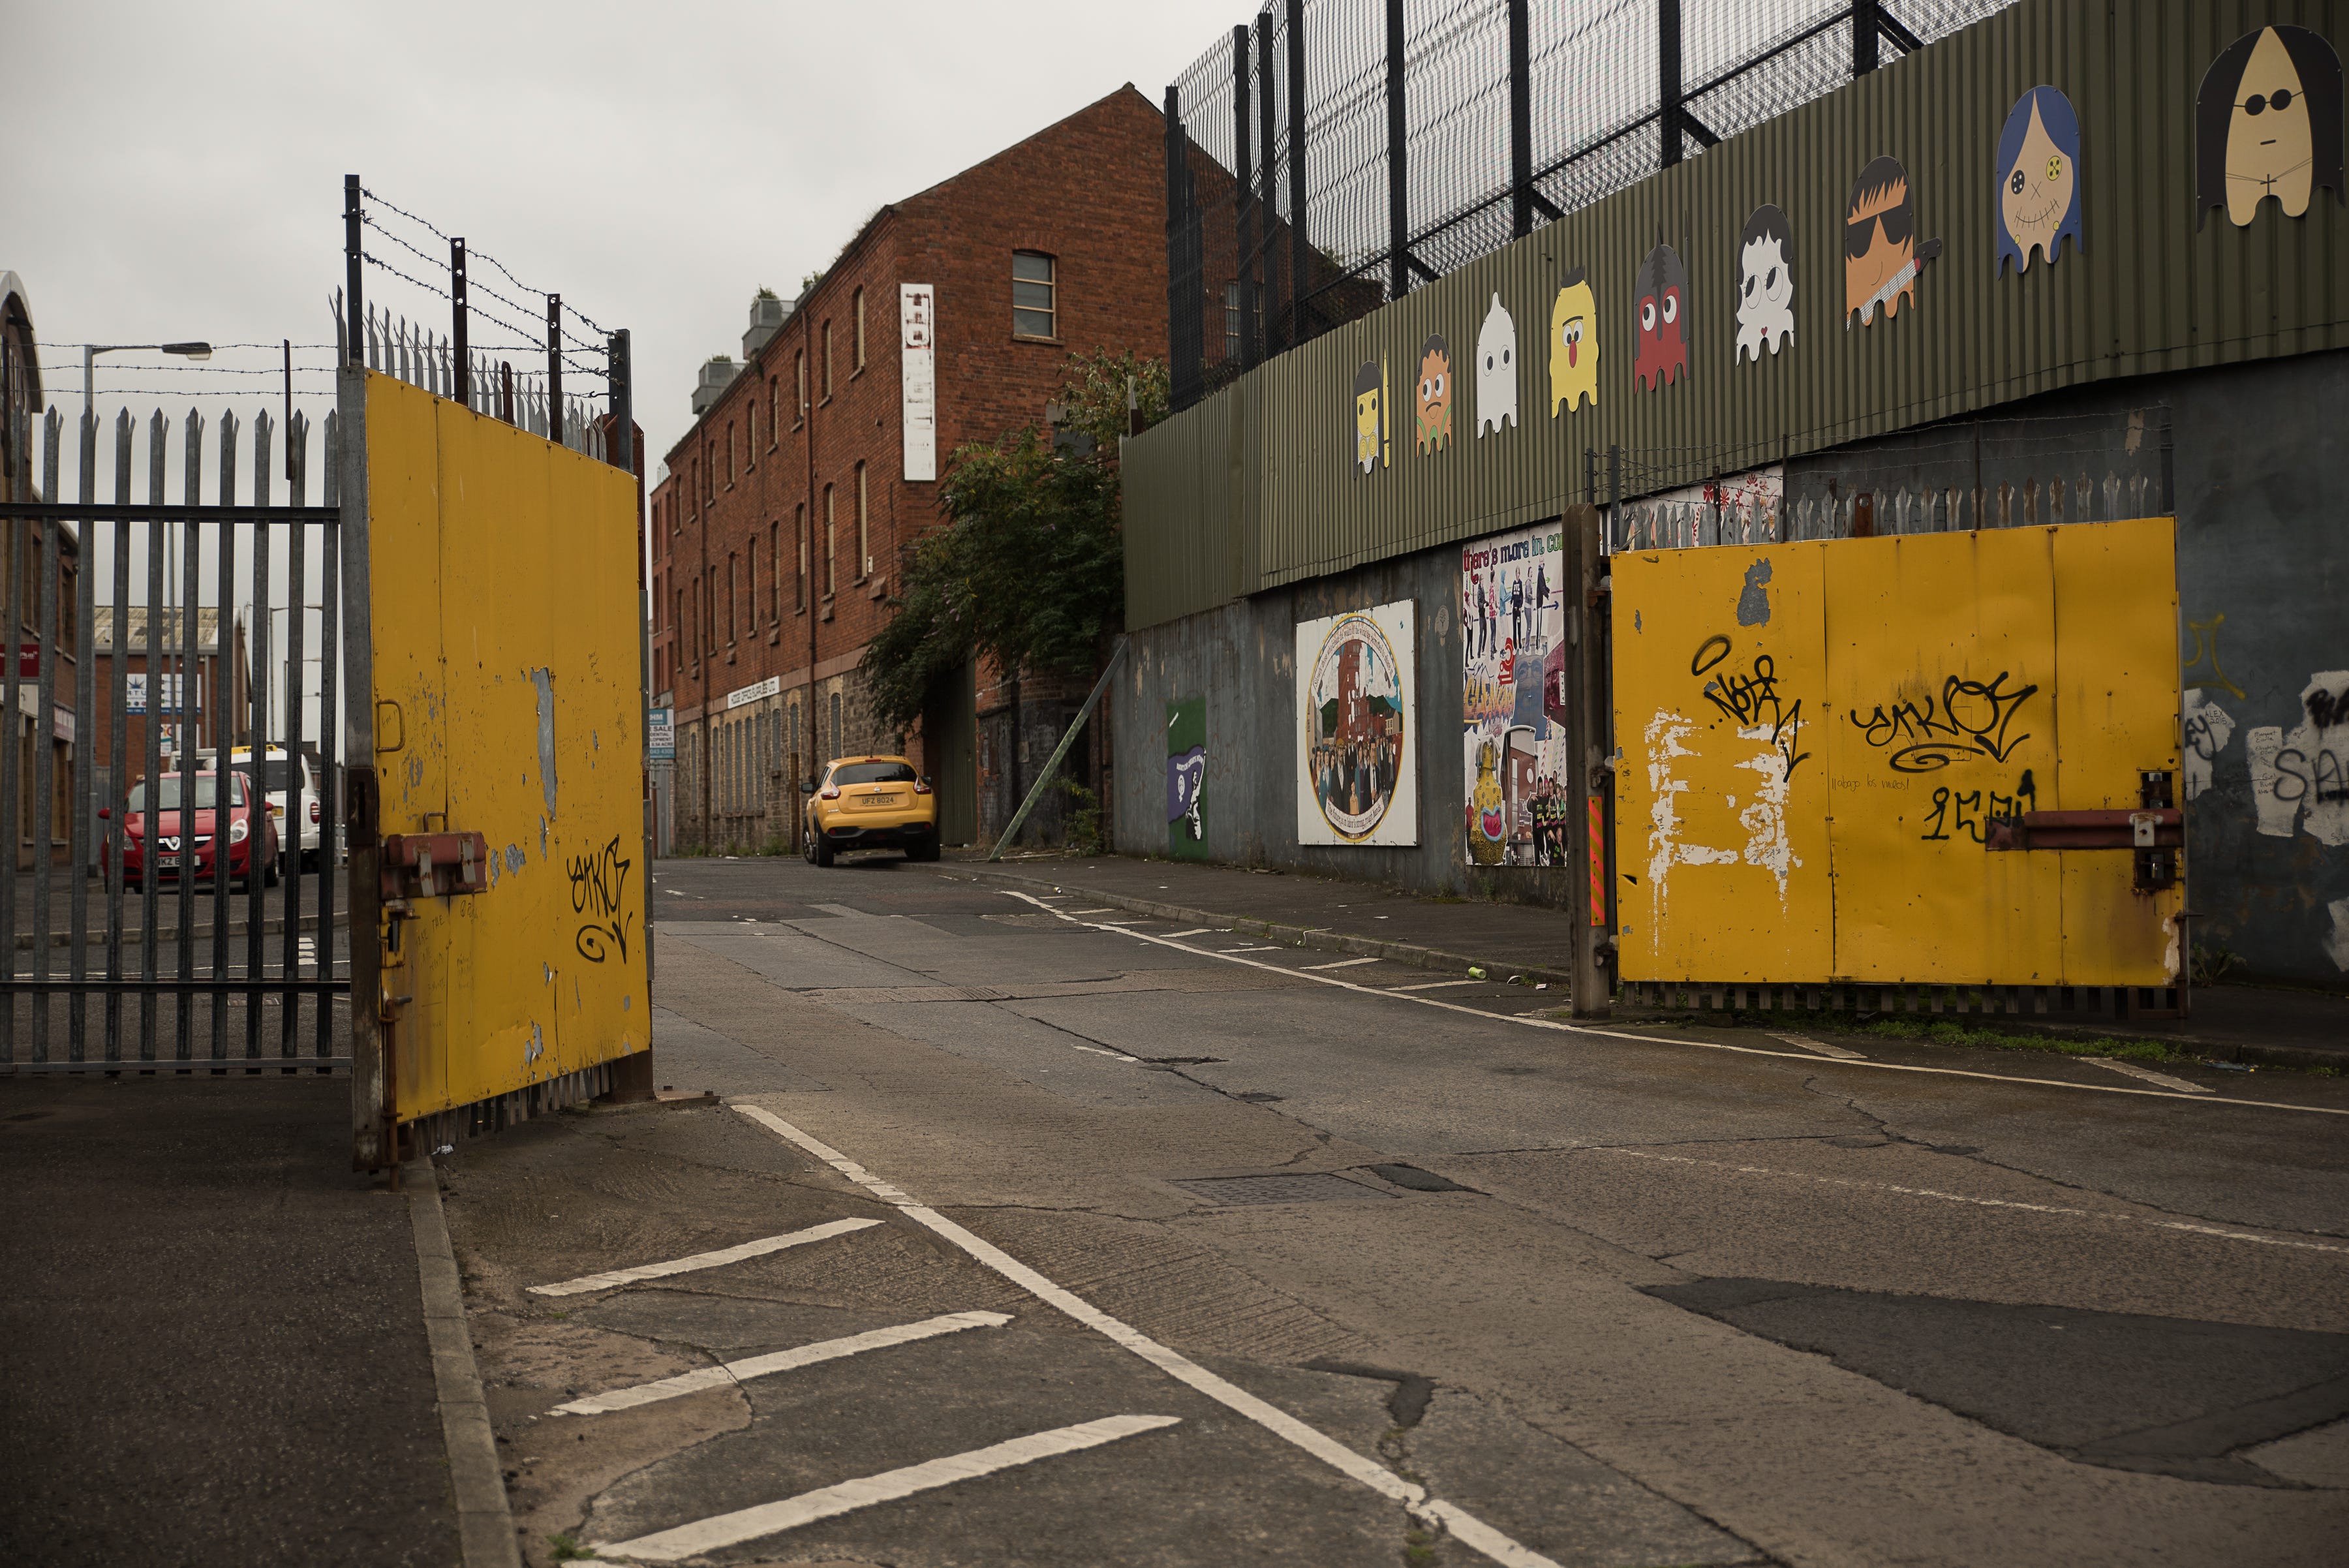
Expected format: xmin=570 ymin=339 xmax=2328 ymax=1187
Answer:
xmin=1983 ymin=808 xmax=2181 ymax=852
xmin=380 ymin=832 xmax=493 ymax=899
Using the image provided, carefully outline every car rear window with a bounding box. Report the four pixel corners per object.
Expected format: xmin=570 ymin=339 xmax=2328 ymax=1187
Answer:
xmin=833 ymin=761 xmax=916 ymax=786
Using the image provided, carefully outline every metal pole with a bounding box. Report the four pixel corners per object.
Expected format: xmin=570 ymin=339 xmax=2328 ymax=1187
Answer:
xmin=1661 ymin=0 xmax=1685 ymax=168
xmin=1852 ymin=0 xmax=1881 ymax=75
xmin=986 ymin=639 xmax=1128 ymax=862
xmin=344 ymin=176 xmax=364 ymax=369
xmin=1386 ymin=0 xmax=1408 ymax=300
xmin=451 ymin=239 xmax=469 ymax=407
xmin=1287 ymin=0 xmax=1309 ymax=348
xmin=1163 ymin=85 xmax=1190 ymax=408
xmin=1509 ymin=0 xmax=1533 ymax=238
xmin=546 ymin=296 xmax=563 ymax=446
xmin=1257 ymin=8 xmax=1278 ymax=358
xmin=1233 ymin=24 xmax=1255 ymax=371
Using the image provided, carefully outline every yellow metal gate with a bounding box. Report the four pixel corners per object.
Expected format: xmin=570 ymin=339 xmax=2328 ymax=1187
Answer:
xmin=346 ymin=369 xmax=649 ymax=1165
xmin=1612 ymin=517 xmax=2182 ymax=998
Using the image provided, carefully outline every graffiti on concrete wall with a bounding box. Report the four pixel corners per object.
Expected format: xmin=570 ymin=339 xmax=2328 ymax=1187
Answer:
xmin=1166 ymin=696 xmax=1208 ymax=861
xmin=1297 ymin=602 xmax=1418 ymax=846
xmin=2247 ymin=671 xmax=2349 ymax=846
xmin=1460 ymin=524 xmax=1567 ymax=867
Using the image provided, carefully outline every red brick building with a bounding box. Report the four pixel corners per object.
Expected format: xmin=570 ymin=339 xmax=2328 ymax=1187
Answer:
xmin=649 ymin=84 xmax=1168 ymax=853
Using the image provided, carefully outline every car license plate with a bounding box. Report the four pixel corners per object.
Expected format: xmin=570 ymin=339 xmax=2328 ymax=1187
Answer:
xmin=865 ymin=793 xmax=902 ymax=808
xmin=159 ymin=855 xmax=179 ymax=869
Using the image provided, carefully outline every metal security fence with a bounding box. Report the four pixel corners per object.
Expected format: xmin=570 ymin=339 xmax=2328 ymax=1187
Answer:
xmin=1167 ymin=0 xmax=2018 ymax=410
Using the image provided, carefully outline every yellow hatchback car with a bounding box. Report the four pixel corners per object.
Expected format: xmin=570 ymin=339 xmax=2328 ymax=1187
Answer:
xmin=802 ymin=754 xmax=941 ymax=865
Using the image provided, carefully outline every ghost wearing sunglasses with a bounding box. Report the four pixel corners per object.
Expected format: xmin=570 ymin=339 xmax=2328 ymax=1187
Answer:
xmin=2196 ymin=25 xmax=2344 ymax=228
xmin=1843 ymin=156 xmax=1942 ymax=328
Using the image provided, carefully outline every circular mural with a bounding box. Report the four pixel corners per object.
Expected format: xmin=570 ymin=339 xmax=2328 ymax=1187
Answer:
xmin=1305 ymin=611 xmax=1407 ymax=841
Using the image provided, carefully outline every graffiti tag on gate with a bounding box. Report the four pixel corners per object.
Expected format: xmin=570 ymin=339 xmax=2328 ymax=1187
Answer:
xmin=567 ymin=833 xmax=635 ymax=963
xmin=1847 ymin=671 xmax=2040 ymax=773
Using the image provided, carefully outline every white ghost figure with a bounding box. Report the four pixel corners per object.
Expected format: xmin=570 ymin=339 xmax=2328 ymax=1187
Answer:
xmin=1475 ymin=293 xmax=1518 ymax=437
xmin=1735 ymin=232 xmax=1796 ymax=362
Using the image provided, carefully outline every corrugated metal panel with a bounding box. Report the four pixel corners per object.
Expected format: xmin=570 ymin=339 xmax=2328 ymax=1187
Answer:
xmin=1124 ymin=0 xmax=2346 ymax=624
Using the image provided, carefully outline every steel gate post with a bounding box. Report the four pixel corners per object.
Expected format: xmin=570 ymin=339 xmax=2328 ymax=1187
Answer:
xmin=339 ymin=356 xmax=386 ymax=1165
xmin=1565 ymin=506 xmax=1612 ymax=1018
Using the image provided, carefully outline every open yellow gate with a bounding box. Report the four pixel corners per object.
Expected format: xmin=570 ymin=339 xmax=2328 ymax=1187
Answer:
xmin=1613 ymin=518 xmax=2183 ymax=996
xmin=346 ymin=369 xmax=649 ymax=1165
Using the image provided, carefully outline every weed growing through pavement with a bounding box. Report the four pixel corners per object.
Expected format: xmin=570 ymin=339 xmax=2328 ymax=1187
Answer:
xmin=547 ymin=1533 xmax=598 ymax=1560
xmin=1402 ymin=1525 xmax=1441 ymax=1565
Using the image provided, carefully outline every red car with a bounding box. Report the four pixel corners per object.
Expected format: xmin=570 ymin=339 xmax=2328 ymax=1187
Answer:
xmin=102 ymin=771 xmax=280 ymax=891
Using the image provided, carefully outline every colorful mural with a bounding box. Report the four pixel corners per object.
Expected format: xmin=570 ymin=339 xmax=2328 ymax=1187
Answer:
xmin=1844 ymin=156 xmax=1942 ymax=326
xmin=1733 ymin=206 xmax=1796 ymax=361
xmin=1297 ymin=602 xmax=1418 ymax=846
xmin=1352 ymin=358 xmax=1389 ymax=475
xmin=1415 ymin=334 xmax=1454 ymax=454
xmin=1166 ymin=696 xmax=1207 ymax=861
xmin=1633 ymin=242 xmax=1691 ymax=389
xmin=1548 ymin=270 xmax=1599 ymax=414
xmin=1994 ymin=85 xmax=2085 ymax=273
xmin=2196 ymin=24 xmax=2344 ymax=228
xmin=1474 ymin=294 xmax=1518 ymax=435
xmin=1461 ymin=525 xmax=1569 ymax=867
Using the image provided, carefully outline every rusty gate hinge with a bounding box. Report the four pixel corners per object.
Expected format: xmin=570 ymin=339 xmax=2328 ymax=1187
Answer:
xmin=380 ymin=832 xmax=493 ymax=899
xmin=346 ymin=767 xmax=380 ymax=851
xmin=1983 ymin=808 xmax=2182 ymax=852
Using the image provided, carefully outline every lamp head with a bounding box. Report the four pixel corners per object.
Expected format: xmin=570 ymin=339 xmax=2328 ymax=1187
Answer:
xmin=159 ymin=342 xmax=211 ymax=360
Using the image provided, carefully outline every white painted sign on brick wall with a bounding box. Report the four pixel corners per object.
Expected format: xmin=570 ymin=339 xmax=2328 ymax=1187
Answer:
xmin=901 ymin=283 xmax=937 ymax=484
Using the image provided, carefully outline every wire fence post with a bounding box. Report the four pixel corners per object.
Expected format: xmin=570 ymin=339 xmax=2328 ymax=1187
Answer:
xmin=546 ymin=294 xmax=562 ymax=446
xmin=1164 ymin=86 xmax=1201 ymax=409
xmin=1853 ymin=0 xmax=1882 ymax=74
xmin=1387 ymin=0 xmax=1410 ymax=298
xmin=1257 ymin=8 xmax=1278 ymax=356
xmin=1661 ymin=0 xmax=1686 ymax=169
xmin=1285 ymin=0 xmax=1308 ymax=350
xmin=1508 ymin=0 xmax=1533 ymax=238
xmin=344 ymin=176 xmax=363 ymax=369
xmin=1233 ymin=25 xmax=1255 ymax=373
xmin=451 ymin=238 xmax=469 ymax=407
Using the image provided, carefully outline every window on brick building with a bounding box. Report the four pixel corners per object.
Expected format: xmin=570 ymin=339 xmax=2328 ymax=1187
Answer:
xmin=727 ymin=554 xmax=739 ymax=645
xmin=822 ymin=321 xmax=834 ymax=400
xmin=855 ymin=462 xmax=870 ymax=579
xmin=746 ymin=402 xmax=758 ymax=468
xmin=795 ymin=352 xmax=806 ymax=419
xmin=823 ymin=484 xmax=837 ymax=596
xmin=705 ymin=570 xmax=717 ymax=654
xmin=745 ymin=537 xmax=758 ymax=628
xmin=853 ymin=288 xmax=866 ymax=371
xmin=1013 ymin=252 xmax=1056 ymax=339
xmin=1224 ymin=282 xmax=1242 ymax=362
xmin=726 ymin=422 xmax=736 ymax=485
xmin=795 ymin=503 xmax=808 ymax=610
xmin=768 ymin=377 xmax=780 ymax=446
xmin=829 ymin=691 xmax=842 ymax=763
xmin=769 ymin=521 xmax=780 ymax=624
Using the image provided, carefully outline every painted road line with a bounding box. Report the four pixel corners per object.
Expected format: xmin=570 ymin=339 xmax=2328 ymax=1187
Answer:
xmin=527 ymin=1218 xmax=883 ymax=1298
xmin=1223 ymin=945 xmax=1282 ymax=953
xmin=1770 ymin=1032 xmax=1867 ymax=1061
xmin=593 ymin=1414 xmax=1181 ymax=1563
xmin=2087 ymin=1058 xmax=2215 ymax=1094
xmin=737 ymin=1105 xmax=1567 ymax=1568
xmin=1394 ymin=979 xmax=1486 ymax=992
xmin=553 ymin=1312 xmax=1013 ymax=1416
xmin=1164 ymin=928 xmax=1214 ymax=938
xmin=1069 ymin=1043 xmax=1137 ymax=1060
xmin=1000 ymin=895 xmax=2349 ymax=1119
xmin=1067 ymin=907 xmax=1118 ymax=914
xmin=1303 ymin=956 xmax=1382 ymax=971
xmin=1592 ymin=1146 xmax=2348 ymax=1256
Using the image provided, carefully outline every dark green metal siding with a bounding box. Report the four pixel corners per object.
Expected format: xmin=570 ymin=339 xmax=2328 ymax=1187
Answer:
xmin=1124 ymin=0 xmax=2348 ymax=627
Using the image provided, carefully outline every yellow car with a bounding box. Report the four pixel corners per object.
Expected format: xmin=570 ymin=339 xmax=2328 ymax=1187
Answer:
xmin=802 ymin=754 xmax=940 ymax=865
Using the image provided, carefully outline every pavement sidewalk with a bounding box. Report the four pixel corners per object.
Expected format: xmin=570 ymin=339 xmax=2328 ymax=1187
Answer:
xmin=939 ymin=851 xmax=2349 ymax=1071
xmin=0 ymin=1075 xmax=480 ymax=1568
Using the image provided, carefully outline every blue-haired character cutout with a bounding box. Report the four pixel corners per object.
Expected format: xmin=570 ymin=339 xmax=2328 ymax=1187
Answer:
xmin=1994 ymin=85 xmax=2084 ymax=275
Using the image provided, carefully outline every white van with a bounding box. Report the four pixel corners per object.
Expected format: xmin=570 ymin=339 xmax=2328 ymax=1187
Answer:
xmin=202 ymin=746 xmax=324 ymax=871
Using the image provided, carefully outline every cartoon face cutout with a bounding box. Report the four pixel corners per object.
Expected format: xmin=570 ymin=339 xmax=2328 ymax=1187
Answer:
xmin=2197 ymin=25 xmax=2345 ymax=228
xmin=1474 ymin=294 xmax=1517 ymax=437
xmin=1844 ymin=156 xmax=1942 ymax=326
xmin=1995 ymin=87 xmax=2083 ymax=273
xmin=1733 ymin=206 xmax=1794 ymax=362
xmin=1351 ymin=360 xmax=1384 ymax=476
xmin=1548 ymin=271 xmax=1598 ymax=414
xmin=1415 ymin=335 xmax=1452 ymax=454
xmin=1632 ymin=243 xmax=1689 ymax=391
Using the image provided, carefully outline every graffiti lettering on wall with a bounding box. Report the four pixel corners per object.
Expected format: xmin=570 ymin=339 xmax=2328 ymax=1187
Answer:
xmin=1166 ymin=696 xmax=1208 ymax=861
xmin=1692 ymin=636 xmax=1809 ymax=781
xmin=1296 ymin=602 xmax=1419 ymax=847
xmin=1461 ymin=525 xmax=1567 ymax=866
xmin=1921 ymin=772 xmax=2036 ymax=844
xmin=2249 ymin=671 xmax=2349 ymax=846
xmin=568 ymin=833 xmax=635 ymax=962
xmin=1846 ymin=672 xmax=2039 ymax=773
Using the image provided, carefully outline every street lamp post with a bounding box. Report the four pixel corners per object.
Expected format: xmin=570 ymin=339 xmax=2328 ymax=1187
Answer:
xmin=82 ymin=341 xmax=211 ymax=425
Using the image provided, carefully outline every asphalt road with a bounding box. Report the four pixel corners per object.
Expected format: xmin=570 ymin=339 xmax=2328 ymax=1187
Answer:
xmin=440 ymin=853 xmax=2349 ymax=1568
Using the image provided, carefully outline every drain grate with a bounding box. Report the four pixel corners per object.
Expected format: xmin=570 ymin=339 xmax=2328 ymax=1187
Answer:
xmin=1171 ymin=1173 xmax=1390 ymax=1206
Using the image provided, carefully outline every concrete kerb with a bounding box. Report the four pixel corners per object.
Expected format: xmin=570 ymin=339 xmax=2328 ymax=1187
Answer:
xmin=934 ymin=864 xmax=1577 ymax=991
xmin=406 ymin=1160 xmax=523 ymax=1568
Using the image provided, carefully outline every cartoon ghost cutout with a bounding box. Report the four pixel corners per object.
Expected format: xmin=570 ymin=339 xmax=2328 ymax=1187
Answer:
xmin=1845 ymin=156 xmax=1944 ymax=328
xmin=1415 ymin=335 xmax=1452 ymax=454
xmin=1733 ymin=206 xmax=1794 ymax=362
xmin=1548 ymin=270 xmax=1599 ymax=414
xmin=1351 ymin=359 xmax=1387 ymax=476
xmin=2196 ymin=25 xmax=2344 ymax=228
xmin=1633 ymin=242 xmax=1689 ymax=390
xmin=1994 ymin=87 xmax=2084 ymax=273
xmin=1474 ymin=294 xmax=1517 ymax=437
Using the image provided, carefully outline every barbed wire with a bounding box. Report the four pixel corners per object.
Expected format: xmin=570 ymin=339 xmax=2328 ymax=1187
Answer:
xmin=36 ymin=341 xmax=338 ymax=352
xmin=42 ymin=388 xmax=343 ymax=401
xmin=358 ymin=249 xmax=604 ymax=375
xmin=360 ymin=184 xmax=611 ymax=337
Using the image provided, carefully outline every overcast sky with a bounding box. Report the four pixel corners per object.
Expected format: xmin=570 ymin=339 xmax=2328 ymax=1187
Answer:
xmin=7 ymin=1 xmax=1242 ymax=490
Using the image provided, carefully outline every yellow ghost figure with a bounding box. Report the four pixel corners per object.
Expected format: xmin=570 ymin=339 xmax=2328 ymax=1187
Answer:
xmin=1548 ymin=276 xmax=1599 ymax=416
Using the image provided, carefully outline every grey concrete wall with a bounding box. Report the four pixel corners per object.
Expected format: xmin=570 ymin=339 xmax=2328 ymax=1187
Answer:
xmin=1120 ymin=348 xmax=2349 ymax=989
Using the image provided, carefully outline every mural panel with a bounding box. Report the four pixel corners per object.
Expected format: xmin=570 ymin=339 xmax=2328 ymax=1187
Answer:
xmin=1460 ymin=524 xmax=1569 ymax=867
xmin=1297 ymin=601 xmax=1419 ymax=846
xmin=1166 ymin=696 xmax=1208 ymax=860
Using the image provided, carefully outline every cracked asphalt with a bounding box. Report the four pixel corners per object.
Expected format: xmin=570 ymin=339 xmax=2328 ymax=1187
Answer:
xmin=438 ymin=855 xmax=2349 ymax=1567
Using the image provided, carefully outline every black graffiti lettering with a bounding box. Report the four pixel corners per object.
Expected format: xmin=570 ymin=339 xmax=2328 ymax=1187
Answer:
xmin=1691 ymin=635 xmax=1732 ymax=677
xmin=2273 ymin=747 xmax=2349 ymax=807
xmin=2184 ymin=707 xmax=2228 ymax=761
xmin=1922 ymin=786 xmax=1954 ymax=840
xmin=566 ymin=833 xmax=634 ymax=964
xmin=1852 ymin=671 xmax=2039 ymax=769
xmin=2307 ymin=685 xmax=2348 ymax=731
xmin=1924 ymin=772 xmax=2034 ymax=846
xmin=1696 ymin=645 xmax=1811 ymax=781
xmin=1942 ymin=672 xmax=2037 ymax=761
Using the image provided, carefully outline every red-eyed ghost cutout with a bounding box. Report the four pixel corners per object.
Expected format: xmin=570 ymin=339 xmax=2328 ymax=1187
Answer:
xmin=1633 ymin=242 xmax=1689 ymax=391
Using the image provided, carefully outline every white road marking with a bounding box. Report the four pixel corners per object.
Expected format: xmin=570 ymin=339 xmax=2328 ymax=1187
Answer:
xmin=1069 ymin=1043 xmax=1137 ymax=1060
xmin=551 ymin=1312 xmax=1013 ymax=1415
xmin=1393 ymin=979 xmax=1486 ymax=991
xmin=593 ymin=1413 xmax=1181 ymax=1562
xmin=2087 ymin=1057 xmax=2213 ymax=1094
xmin=1770 ymin=1032 xmax=1866 ymax=1060
xmin=526 ymin=1218 xmax=883 ymax=1297
xmin=1164 ymin=929 xmax=1214 ymax=938
xmin=1593 ymin=1146 xmax=2349 ymax=1256
xmin=1222 ymin=945 xmax=1281 ymax=953
xmin=1302 ymin=956 xmax=1381 ymax=971
xmin=736 ymin=1105 xmax=1566 ymax=1568
xmin=1067 ymin=907 xmax=1118 ymax=914
xmin=996 ymin=895 xmax=2349 ymax=1119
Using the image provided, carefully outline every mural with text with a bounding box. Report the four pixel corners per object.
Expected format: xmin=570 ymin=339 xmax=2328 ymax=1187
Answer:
xmin=1460 ymin=525 xmax=1568 ymax=867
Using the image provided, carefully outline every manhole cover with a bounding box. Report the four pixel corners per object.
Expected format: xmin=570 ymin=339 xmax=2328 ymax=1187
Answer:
xmin=1171 ymin=1173 xmax=1390 ymax=1206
